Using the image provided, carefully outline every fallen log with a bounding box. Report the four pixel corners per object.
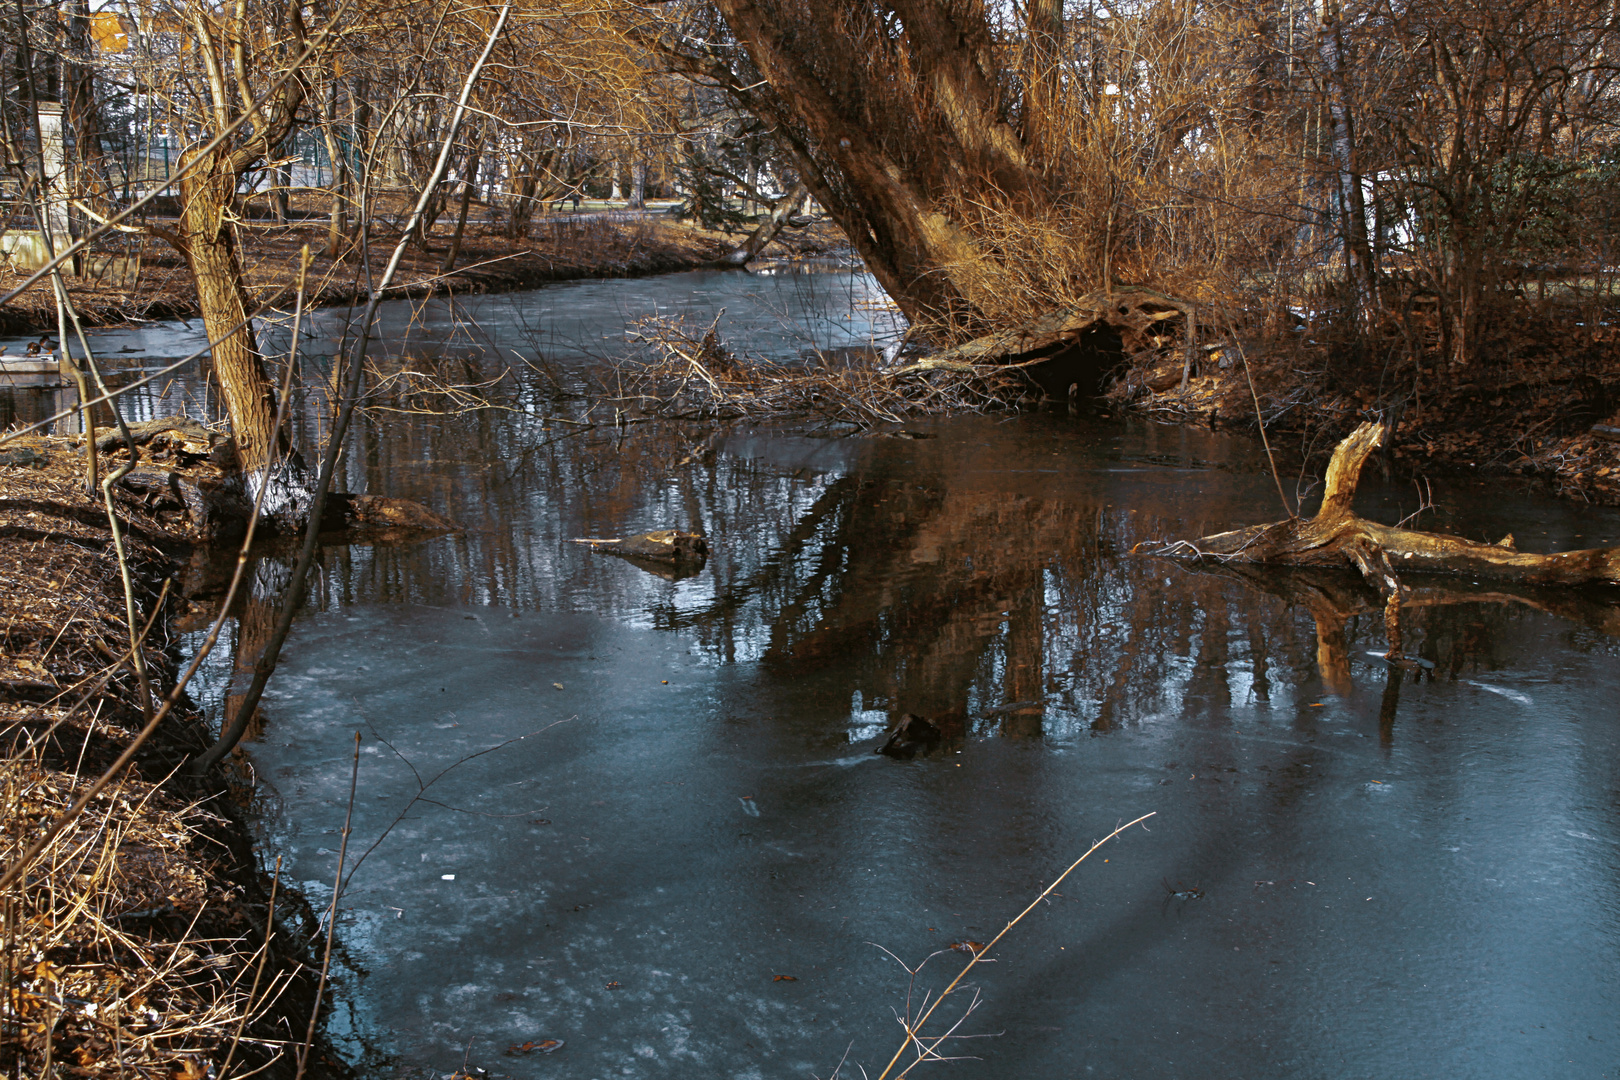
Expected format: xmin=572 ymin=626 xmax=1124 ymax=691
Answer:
xmin=892 ymin=286 xmax=1196 ymax=397
xmin=94 ymin=414 xmax=220 ymax=457
xmin=572 ymin=529 xmax=708 ymax=567
xmin=1152 ymin=421 xmax=1620 ymax=655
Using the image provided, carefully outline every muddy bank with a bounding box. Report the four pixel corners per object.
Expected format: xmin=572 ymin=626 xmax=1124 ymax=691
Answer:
xmin=1100 ymin=299 xmax=1620 ymax=506
xmin=0 ymin=209 xmax=848 ymax=335
xmin=0 ymin=438 xmax=353 ymax=1080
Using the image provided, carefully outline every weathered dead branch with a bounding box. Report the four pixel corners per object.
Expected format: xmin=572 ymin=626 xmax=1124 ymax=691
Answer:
xmin=1152 ymin=420 xmax=1620 ymax=655
xmin=914 ymin=286 xmax=1196 ymax=371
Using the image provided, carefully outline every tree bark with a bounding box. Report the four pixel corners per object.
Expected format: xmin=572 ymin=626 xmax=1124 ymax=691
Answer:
xmin=63 ymin=0 xmax=109 ymax=216
xmin=720 ymin=179 xmax=808 ymax=265
xmin=177 ymin=150 xmax=287 ymax=491
xmin=318 ymin=82 xmax=351 ymax=258
xmin=440 ymin=142 xmax=482 ymax=272
xmin=1020 ymin=0 xmax=1065 ymax=166
xmin=628 ymin=140 xmax=646 ymax=209
xmin=700 ymin=0 xmax=1044 ymax=330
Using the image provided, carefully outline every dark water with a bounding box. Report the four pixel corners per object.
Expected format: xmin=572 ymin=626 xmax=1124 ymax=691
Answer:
xmin=233 ymin=409 xmax=1620 ymax=1080
xmin=10 ymin=272 xmax=1620 ymax=1079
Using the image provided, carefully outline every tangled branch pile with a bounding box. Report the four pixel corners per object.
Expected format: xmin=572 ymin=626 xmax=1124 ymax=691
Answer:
xmin=618 ymin=315 xmax=1029 ymax=427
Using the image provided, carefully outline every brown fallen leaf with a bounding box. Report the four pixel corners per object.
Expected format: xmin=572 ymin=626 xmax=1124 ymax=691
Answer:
xmin=603 ymin=980 xmax=620 ymax=989
xmin=773 ymin=974 xmax=798 ymax=981
xmin=505 ymin=1038 xmax=564 ymax=1055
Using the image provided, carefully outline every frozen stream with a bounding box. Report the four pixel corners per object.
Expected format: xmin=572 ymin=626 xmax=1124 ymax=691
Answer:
xmin=8 ymin=268 xmax=1618 ymax=1078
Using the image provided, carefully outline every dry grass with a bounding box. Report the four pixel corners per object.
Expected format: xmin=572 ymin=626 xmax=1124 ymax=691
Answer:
xmin=0 ymin=751 xmax=285 ymax=1079
xmin=0 ymin=447 xmax=326 ymax=1079
xmin=616 ymin=313 xmax=1031 ymax=428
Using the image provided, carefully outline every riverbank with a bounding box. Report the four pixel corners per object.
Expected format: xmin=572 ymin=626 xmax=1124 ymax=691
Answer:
xmin=1107 ymin=299 xmax=1620 ymax=507
xmin=0 ymin=436 xmax=350 ymax=1080
xmin=0 ymin=203 xmax=848 ymax=334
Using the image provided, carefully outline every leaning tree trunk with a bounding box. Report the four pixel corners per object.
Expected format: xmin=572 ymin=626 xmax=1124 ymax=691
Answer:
xmin=700 ymin=0 xmax=1052 ymax=330
xmin=177 ymin=148 xmax=301 ymax=521
xmin=720 ymin=180 xmax=808 ymax=265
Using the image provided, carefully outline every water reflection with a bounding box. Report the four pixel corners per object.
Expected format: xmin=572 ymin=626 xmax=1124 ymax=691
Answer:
xmin=194 ymin=402 xmax=1620 ymax=1079
xmin=13 ymin=273 xmax=1619 ymax=1078
xmin=301 ymin=405 xmax=1620 ymax=750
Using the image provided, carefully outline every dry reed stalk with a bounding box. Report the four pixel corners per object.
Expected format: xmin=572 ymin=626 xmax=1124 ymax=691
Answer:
xmin=0 ymin=742 xmax=266 ymax=1078
xmin=868 ymin=813 xmax=1156 ymax=1080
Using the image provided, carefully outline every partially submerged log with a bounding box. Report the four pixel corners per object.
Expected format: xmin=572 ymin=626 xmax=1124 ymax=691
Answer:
xmin=326 ymin=493 xmax=460 ymax=537
xmin=573 ymin=529 xmax=708 ymax=570
xmin=876 ymin=712 xmax=942 ymax=759
xmin=94 ymin=414 xmax=222 ymax=458
xmin=1155 ymin=421 xmax=1620 ymax=655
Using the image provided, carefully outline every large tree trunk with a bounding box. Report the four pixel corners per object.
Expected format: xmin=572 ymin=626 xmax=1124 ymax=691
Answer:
xmin=1020 ymin=0 xmax=1065 ymax=165
xmin=152 ymin=2 xmax=310 ymax=523
xmin=63 ymin=0 xmax=109 ymax=216
xmin=700 ymin=0 xmax=1051 ymax=331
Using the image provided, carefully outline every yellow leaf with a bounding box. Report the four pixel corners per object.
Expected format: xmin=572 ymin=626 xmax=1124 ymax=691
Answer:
xmin=90 ymin=12 xmax=128 ymax=52
xmin=171 ymin=1058 xmax=208 ymax=1080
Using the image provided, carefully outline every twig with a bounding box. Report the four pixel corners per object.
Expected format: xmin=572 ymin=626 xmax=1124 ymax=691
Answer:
xmin=219 ymin=856 xmax=280 ymax=1079
xmin=294 ymin=735 xmax=358 ymax=1080
xmin=1234 ymin=337 xmax=1295 ymax=519
xmin=871 ymin=813 xmax=1155 ymax=1080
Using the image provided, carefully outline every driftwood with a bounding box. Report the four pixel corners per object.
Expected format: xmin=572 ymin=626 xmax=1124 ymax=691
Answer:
xmin=326 ymin=493 xmax=460 ymax=536
xmin=573 ymin=530 xmax=708 ymax=572
xmin=1155 ymin=421 xmax=1620 ymax=656
xmin=95 ymin=414 xmax=220 ymax=456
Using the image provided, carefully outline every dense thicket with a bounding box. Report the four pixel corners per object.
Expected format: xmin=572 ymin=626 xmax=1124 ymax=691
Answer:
xmin=659 ymin=0 xmax=1620 ymax=359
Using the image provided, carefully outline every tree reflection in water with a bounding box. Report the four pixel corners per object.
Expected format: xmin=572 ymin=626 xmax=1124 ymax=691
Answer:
xmin=205 ymin=406 xmax=1620 ymax=756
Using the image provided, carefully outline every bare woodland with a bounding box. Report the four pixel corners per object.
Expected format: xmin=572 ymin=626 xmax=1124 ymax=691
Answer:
xmin=1 ymin=0 xmax=1617 ymax=463
xmin=4 ymin=0 xmax=1620 ymax=1076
